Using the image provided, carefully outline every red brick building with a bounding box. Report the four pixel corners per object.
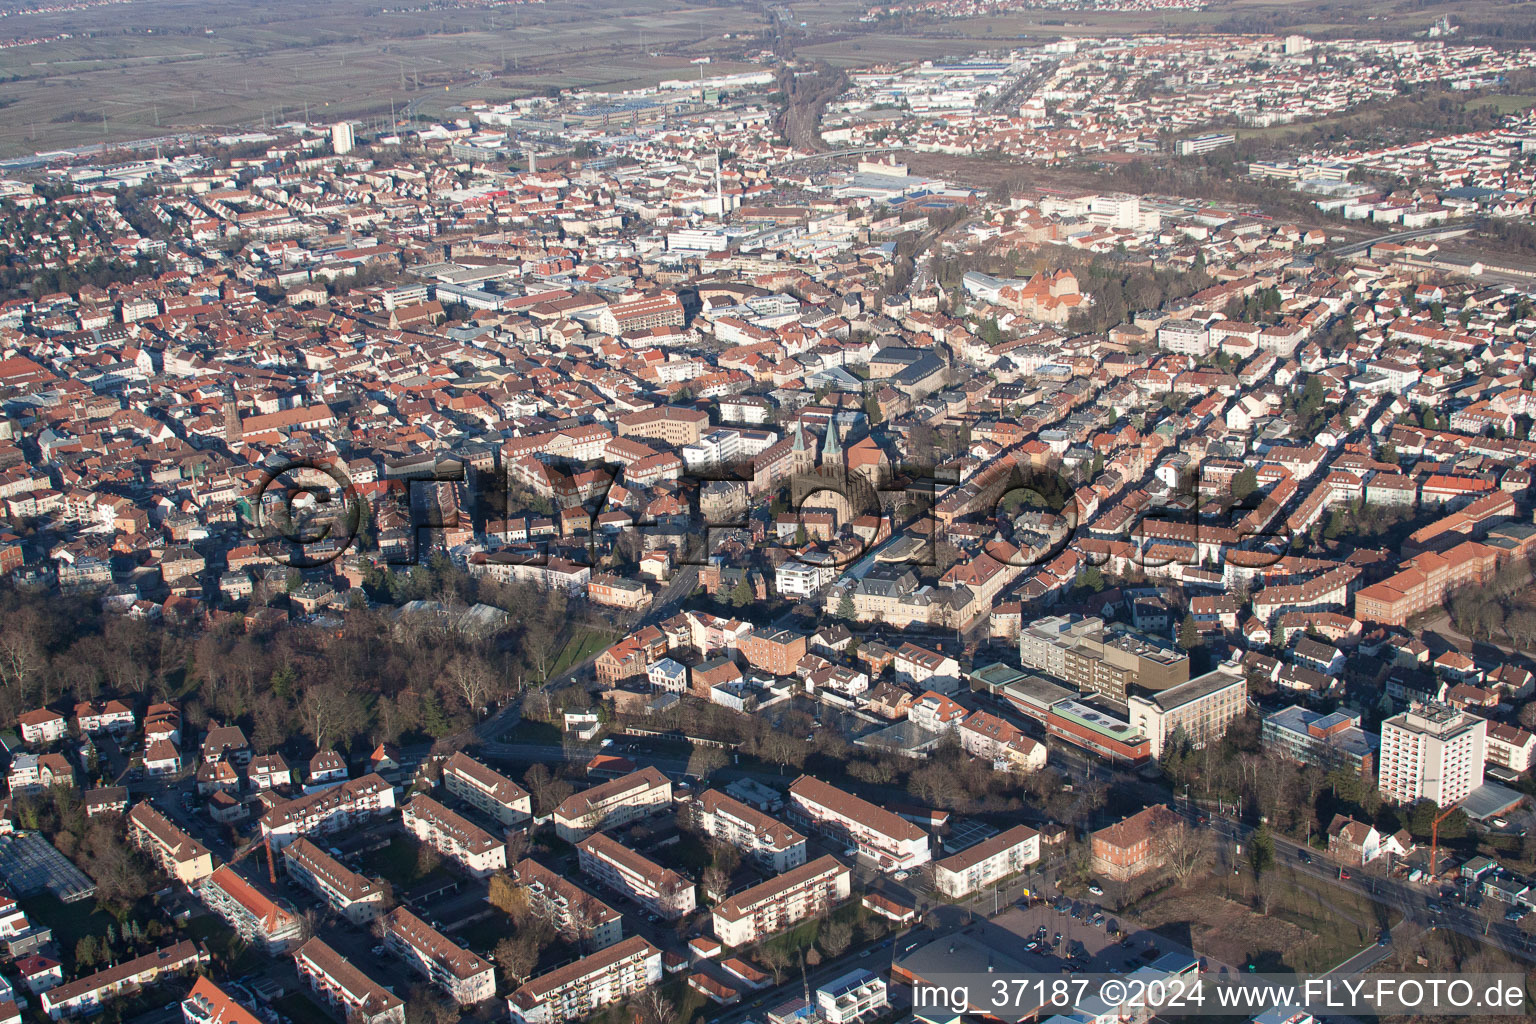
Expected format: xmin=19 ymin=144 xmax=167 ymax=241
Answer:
xmin=1090 ymin=804 xmax=1180 ymax=881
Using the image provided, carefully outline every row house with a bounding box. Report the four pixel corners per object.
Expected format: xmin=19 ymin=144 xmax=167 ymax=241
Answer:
xmin=41 ymin=941 xmax=208 ymax=1019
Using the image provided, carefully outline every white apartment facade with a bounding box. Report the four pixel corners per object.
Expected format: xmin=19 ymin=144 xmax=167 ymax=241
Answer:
xmin=1378 ymin=704 xmax=1486 ymax=806
xmin=507 ymin=937 xmax=661 ymax=1024
xmin=441 ymin=752 xmax=532 ymax=826
xmin=552 ymin=767 xmax=673 ymax=841
xmin=932 ymin=824 xmax=1040 ymax=898
xmin=711 ymin=855 xmax=850 ymax=948
xmin=127 ymin=802 xmax=215 ymax=884
xmin=261 ymin=773 xmax=396 ymax=849
xmin=197 ymin=867 xmax=303 ymax=955
xmin=382 ymin=907 xmax=495 ymax=1005
xmin=576 ymin=833 xmax=696 ymax=920
xmin=1485 ymin=722 xmax=1535 ymax=774
xmin=281 ymin=838 xmax=386 ymax=925
xmin=816 ymin=970 xmax=889 ymax=1024
xmin=401 ymin=794 xmax=507 ymax=878
xmin=694 ymin=790 xmax=808 ymax=872
xmin=293 ymin=939 xmax=404 ymax=1024
xmin=512 ymin=858 xmax=624 ymax=949
xmin=787 ymin=776 xmax=930 ymax=871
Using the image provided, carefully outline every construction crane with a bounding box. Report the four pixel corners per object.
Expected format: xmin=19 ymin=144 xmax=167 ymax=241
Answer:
xmin=1427 ymin=802 xmax=1461 ymax=888
xmin=227 ymin=831 xmax=278 ymax=885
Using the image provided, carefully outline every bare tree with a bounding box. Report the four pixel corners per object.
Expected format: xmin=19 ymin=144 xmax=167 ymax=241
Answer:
xmin=522 ymin=763 xmax=573 ymax=815
xmin=637 ymin=987 xmax=678 ymax=1024
xmin=1155 ymin=820 xmax=1211 ymax=884
xmin=301 ymin=682 xmax=364 ymax=750
xmin=701 ymin=865 xmax=729 ymax=902
xmin=686 ymin=743 xmax=728 ymax=780
xmin=818 ymin=918 xmax=853 ymax=959
xmin=445 ymin=655 xmax=498 ymax=713
xmin=0 ymin=605 xmax=45 ymax=700
xmin=495 ymin=933 xmax=540 ymax=986
xmin=1255 ymin=871 xmax=1280 ymax=917
xmin=760 ymin=944 xmax=792 ymax=983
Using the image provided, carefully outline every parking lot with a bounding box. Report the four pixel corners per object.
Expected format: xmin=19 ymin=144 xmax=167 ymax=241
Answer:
xmin=983 ymin=897 xmax=1198 ymax=974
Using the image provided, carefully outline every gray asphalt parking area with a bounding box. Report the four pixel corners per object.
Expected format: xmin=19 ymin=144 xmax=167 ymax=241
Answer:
xmin=986 ymin=901 xmax=1169 ymax=972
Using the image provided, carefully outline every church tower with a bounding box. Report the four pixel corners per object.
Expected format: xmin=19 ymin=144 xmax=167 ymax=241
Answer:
xmin=821 ymin=418 xmax=844 ymax=472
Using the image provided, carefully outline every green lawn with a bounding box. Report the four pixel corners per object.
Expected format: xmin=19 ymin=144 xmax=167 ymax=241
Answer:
xmin=1485 ymin=93 xmax=1536 ymax=116
xmin=506 ymin=719 xmax=561 ymax=746
xmin=276 ymin=992 xmax=339 ymax=1024
xmin=547 ymin=627 xmax=617 ymax=679
xmin=359 ymin=836 xmax=434 ymax=889
xmin=20 ymin=893 xmax=118 ymax=955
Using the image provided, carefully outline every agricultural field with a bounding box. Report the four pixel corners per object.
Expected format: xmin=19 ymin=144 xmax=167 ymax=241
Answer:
xmin=0 ymin=0 xmax=1499 ymax=158
xmin=0 ymin=0 xmax=774 ymax=156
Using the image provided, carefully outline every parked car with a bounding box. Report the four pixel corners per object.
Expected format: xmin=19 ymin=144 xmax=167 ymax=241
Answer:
xmin=1088 ymin=884 xmax=1104 ymax=896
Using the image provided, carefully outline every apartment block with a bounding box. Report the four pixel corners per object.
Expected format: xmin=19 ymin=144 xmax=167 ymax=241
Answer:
xmin=711 ymin=854 xmax=850 ymax=948
xmin=932 ymin=824 xmax=1040 ymax=899
xmin=382 ymin=907 xmax=495 ymax=1005
xmin=1261 ymin=706 xmax=1377 ymax=776
xmin=196 ymin=866 xmax=303 ymax=955
xmin=261 ymin=773 xmax=396 ymax=849
xmin=293 ymin=938 xmax=404 ymax=1024
xmin=181 ymin=978 xmax=262 ymax=1024
xmin=1378 ymin=703 xmax=1486 ymax=806
xmin=512 ymin=858 xmax=623 ymax=949
xmin=507 ymin=936 xmax=662 ymax=1024
xmin=42 ymin=941 xmax=208 ymax=1019
xmin=18 ymin=710 xmax=67 ymax=746
xmin=1127 ymin=664 xmax=1247 ymax=758
xmin=1486 ymin=721 xmax=1536 ymax=774
xmin=787 ymin=776 xmax=930 ymax=871
xmin=126 ymin=802 xmax=214 ymax=885
xmin=552 ymin=766 xmax=672 ymax=841
xmin=281 ymin=838 xmax=386 ymax=925
xmin=441 ymin=752 xmax=532 ymax=827
xmin=401 ymin=794 xmax=506 ymax=878
xmin=736 ymin=629 xmax=808 ymax=678
xmin=694 ymin=790 xmax=807 ymax=872
xmin=1020 ymin=617 xmax=1189 ymax=702
xmin=577 ymin=832 xmax=696 ymax=920
xmin=816 ymin=969 xmax=889 ymax=1024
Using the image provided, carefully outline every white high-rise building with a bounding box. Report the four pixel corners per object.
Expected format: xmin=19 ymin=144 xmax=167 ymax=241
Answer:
xmin=1377 ymin=703 xmax=1485 ymax=806
xmin=331 ymin=121 xmax=355 ymax=155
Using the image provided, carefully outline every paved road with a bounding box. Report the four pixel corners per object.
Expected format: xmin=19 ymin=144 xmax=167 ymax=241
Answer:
xmin=1328 ymin=224 xmax=1473 ymax=257
xmin=1191 ymin=808 xmax=1536 ymax=962
xmin=474 ymin=565 xmax=698 ymax=745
